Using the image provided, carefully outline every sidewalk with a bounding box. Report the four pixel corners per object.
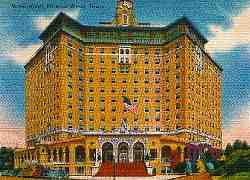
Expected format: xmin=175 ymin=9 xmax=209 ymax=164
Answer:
xmin=70 ymin=175 xmax=186 ymax=180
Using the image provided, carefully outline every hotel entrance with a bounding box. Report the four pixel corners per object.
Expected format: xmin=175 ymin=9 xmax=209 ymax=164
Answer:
xmin=118 ymin=142 xmax=129 ymax=162
xmin=102 ymin=142 xmax=113 ymax=162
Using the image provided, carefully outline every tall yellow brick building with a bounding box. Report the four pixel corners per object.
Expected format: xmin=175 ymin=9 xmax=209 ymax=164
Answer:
xmin=15 ymin=0 xmax=222 ymax=176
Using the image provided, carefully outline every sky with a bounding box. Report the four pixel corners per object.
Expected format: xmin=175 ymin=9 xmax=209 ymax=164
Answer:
xmin=0 ymin=0 xmax=249 ymax=148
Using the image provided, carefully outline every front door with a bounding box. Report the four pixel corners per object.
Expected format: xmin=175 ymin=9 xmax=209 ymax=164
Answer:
xmin=119 ymin=152 xmax=128 ymax=162
xmin=118 ymin=142 xmax=129 ymax=163
xmin=102 ymin=142 xmax=113 ymax=162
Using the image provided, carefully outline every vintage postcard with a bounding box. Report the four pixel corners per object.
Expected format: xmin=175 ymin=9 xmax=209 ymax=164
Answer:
xmin=0 ymin=0 xmax=249 ymax=179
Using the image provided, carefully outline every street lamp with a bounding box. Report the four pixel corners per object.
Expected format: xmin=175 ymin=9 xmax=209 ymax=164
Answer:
xmin=112 ymin=154 xmax=116 ymax=180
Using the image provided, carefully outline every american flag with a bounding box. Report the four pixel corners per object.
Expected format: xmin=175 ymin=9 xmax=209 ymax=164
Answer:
xmin=122 ymin=96 xmax=138 ymax=113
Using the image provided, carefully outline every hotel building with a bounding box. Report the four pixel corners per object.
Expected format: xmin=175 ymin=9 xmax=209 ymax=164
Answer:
xmin=15 ymin=0 xmax=222 ymax=176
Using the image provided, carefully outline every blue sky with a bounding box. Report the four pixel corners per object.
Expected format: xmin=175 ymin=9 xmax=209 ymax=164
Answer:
xmin=0 ymin=0 xmax=250 ymax=147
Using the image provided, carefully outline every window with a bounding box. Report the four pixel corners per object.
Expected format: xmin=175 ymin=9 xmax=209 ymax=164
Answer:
xmin=89 ymin=87 xmax=94 ymax=93
xmin=89 ymin=115 xmax=94 ymax=121
xmin=150 ymin=149 xmax=157 ymax=160
xmin=155 ymin=88 xmax=160 ymax=93
xmin=100 ymin=56 xmax=104 ymax=64
xmin=89 ymin=56 xmax=93 ymax=63
xmin=133 ymin=49 xmax=138 ymax=54
xmin=79 ymin=67 xmax=83 ymax=72
xmin=89 ymin=107 xmax=94 ymax=112
xmin=155 ymin=48 xmax=160 ymax=55
xmin=100 ymin=68 xmax=105 ymax=73
xmin=176 ymin=103 xmax=181 ymax=109
xmin=144 ymin=69 xmax=149 ymax=74
xmin=100 ymin=48 xmax=104 ymax=54
xmin=119 ymin=47 xmax=131 ymax=64
xmin=100 ymin=77 xmax=105 ymax=83
xmin=122 ymin=88 xmax=127 ymax=93
xmin=79 ymin=114 xmax=84 ymax=121
xmin=112 ymin=78 xmax=116 ymax=83
xmin=123 ymin=14 xmax=128 ymax=25
xmin=89 ymin=67 xmax=94 ymax=73
xmin=155 ymin=57 xmax=160 ymax=64
xmin=89 ymin=48 xmax=93 ymax=54
xmin=67 ymin=103 xmax=72 ymax=109
xmin=134 ymin=88 xmax=139 ymax=93
xmin=155 ymin=78 xmax=160 ymax=84
xmin=155 ymin=107 xmax=160 ymax=112
xmin=89 ymin=77 xmax=93 ymax=83
xmin=111 ymin=88 xmax=116 ymax=93
xmin=156 ymin=126 xmax=161 ymax=132
xmin=111 ymin=57 xmax=116 ymax=64
xmin=79 ymin=104 xmax=83 ymax=112
xmin=68 ymin=92 xmax=73 ymax=98
xmin=112 ymin=48 xmax=116 ymax=54
xmin=155 ymin=97 xmax=160 ymax=103
xmin=89 ymin=149 xmax=96 ymax=161
xmin=145 ymin=88 xmax=149 ymax=93
xmin=100 ymin=97 xmax=105 ymax=102
xmin=176 ymin=63 xmax=181 ymax=69
xmin=68 ymin=36 xmax=73 ymax=47
xmin=144 ymin=97 xmax=149 ymax=103
xmin=68 ymin=112 xmax=73 ymax=119
xmin=144 ymin=107 xmax=149 ymax=112
xmin=112 ymin=68 xmax=116 ymax=73
xmin=100 ymin=88 xmax=105 ymax=93
xmin=68 ymin=49 xmax=72 ymax=57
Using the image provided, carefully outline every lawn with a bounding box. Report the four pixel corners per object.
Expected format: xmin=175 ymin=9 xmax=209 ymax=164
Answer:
xmin=213 ymin=172 xmax=250 ymax=180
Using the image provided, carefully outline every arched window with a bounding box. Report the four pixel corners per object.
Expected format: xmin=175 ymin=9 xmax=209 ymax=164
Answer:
xmin=102 ymin=142 xmax=113 ymax=162
xmin=118 ymin=142 xmax=129 ymax=162
xmin=65 ymin=147 xmax=69 ymax=162
xmin=161 ymin=146 xmax=171 ymax=163
xmin=58 ymin=148 xmax=63 ymax=162
xmin=75 ymin=146 xmax=86 ymax=162
xmin=123 ymin=14 xmax=128 ymax=25
xmin=133 ymin=142 xmax=144 ymax=161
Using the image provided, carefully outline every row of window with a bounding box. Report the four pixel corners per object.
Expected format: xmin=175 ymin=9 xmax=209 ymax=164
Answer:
xmin=87 ymin=48 xmax=162 ymax=55
xmin=68 ymin=88 xmax=161 ymax=94
xmin=80 ymin=97 xmax=162 ymax=103
xmin=84 ymin=78 xmax=162 ymax=84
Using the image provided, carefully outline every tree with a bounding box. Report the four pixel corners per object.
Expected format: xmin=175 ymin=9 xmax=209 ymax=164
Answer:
xmin=224 ymin=143 xmax=233 ymax=157
xmin=0 ymin=147 xmax=14 ymax=170
xmin=242 ymin=141 xmax=249 ymax=150
xmin=233 ymin=140 xmax=243 ymax=150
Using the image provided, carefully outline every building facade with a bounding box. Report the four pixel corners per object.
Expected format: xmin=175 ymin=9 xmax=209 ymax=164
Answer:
xmin=15 ymin=0 xmax=222 ymax=176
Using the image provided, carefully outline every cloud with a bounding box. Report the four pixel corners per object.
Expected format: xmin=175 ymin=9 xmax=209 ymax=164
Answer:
xmin=34 ymin=9 xmax=81 ymax=32
xmin=0 ymin=121 xmax=25 ymax=148
xmin=223 ymin=103 xmax=250 ymax=147
xmin=206 ymin=5 xmax=250 ymax=53
xmin=7 ymin=43 xmax=42 ymax=64
xmin=1 ymin=9 xmax=80 ymax=64
xmin=0 ymin=104 xmax=25 ymax=148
